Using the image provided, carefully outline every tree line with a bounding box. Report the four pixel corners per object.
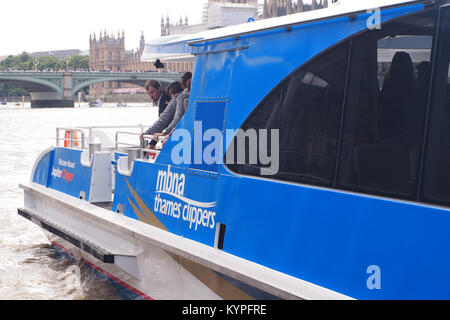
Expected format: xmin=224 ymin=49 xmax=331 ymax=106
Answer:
xmin=0 ymin=52 xmax=89 ymax=96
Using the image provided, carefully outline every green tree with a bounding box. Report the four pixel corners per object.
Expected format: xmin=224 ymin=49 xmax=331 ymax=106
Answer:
xmin=37 ymin=55 xmax=63 ymax=70
xmin=68 ymin=55 xmax=89 ymax=70
xmin=0 ymin=52 xmax=33 ymax=70
xmin=0 ymin=52 xmax=33 ymax=96
xmin=0 ymin=53 xmax=89 ymax=96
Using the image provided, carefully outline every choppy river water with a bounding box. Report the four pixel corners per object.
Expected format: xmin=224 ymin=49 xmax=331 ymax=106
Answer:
xmin=0 ymin=102 xmax=157 ymax=300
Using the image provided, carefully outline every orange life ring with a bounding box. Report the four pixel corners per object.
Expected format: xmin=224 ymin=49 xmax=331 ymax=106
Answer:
xmin=64 ymin=130 xmax=79 ymax=148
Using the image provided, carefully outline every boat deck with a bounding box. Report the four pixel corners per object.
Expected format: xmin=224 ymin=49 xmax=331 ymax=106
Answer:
xmin=94 ymin=202 xmax=113 ymax=211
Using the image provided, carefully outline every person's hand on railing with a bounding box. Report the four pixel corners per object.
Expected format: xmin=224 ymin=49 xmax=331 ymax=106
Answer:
xmin=152 ymin=132 xmax=164 ymax=141
xmin=162 ymin=129 xmax=174 ymax=147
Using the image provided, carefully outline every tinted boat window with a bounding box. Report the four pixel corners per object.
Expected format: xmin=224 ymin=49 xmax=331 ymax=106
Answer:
xmin=226 ymin=41 xmax=349 ymax=187
xmin=226 ymin=10 xmax=437 ymax=197
xmin=421 ymin=9 xmax=450 ymax=206
xmin=337 ymin=12 xmax=435 ymax=199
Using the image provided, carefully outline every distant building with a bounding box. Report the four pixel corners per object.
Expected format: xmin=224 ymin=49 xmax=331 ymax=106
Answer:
xmin=161 ymin=0 xmax=259 ymax=36
xmin=89 ymin=0 xmax=328 ymax=97
xmin=88 ymin=31 xmax=192 ymax=96
xmin=30 ymin=49 xmax=85 ymax=59
xmin=90 ymin=0 xmax=259 ymax=97
xmin=263 ymin=0 xmax=328 ymax=18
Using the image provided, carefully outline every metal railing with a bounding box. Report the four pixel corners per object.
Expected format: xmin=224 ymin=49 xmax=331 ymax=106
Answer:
xmin=57 ymin=125 xmax=147 ymax=148
xmin=141 ymin=135 xmax=167 ymax=161
xmin=75 ymin=125 xmax=148 ymax=145
xmin=115 ymin=131 xmax=167 ymax=160
xmin=56 ymin=125 xmax=167 ymax=163
xmin=115 ymin=131 xmax=141 ymax=150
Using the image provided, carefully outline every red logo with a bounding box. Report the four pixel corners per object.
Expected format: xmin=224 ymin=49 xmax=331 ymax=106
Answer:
xmin=62 ymin=169 xmax=74 ymax=183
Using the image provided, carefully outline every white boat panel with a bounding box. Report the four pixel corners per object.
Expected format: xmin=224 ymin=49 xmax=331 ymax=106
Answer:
xmin=20 ymin=182 xmax=353 ymax=300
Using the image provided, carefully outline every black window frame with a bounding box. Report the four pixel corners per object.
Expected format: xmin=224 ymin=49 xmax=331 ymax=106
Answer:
xmin=418 ymin=4 xmax=450 ymax=207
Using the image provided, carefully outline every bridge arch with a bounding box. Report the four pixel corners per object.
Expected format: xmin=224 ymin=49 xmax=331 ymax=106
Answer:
xmin=0 ymin=76 xmax=63 ymax=97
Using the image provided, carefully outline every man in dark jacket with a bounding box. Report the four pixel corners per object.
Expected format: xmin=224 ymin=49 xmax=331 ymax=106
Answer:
xmin=144 ymin=79 xmax=171 ymax=116
xmin=152 ymin=72 xmax=192 ymax=142
xmin=142 ymin=81 xmax=183 ymax=138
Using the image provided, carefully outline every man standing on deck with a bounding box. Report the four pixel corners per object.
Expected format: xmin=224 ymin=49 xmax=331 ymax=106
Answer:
xmin=152 ymin=72 xmax=192 ymax=143
xmin=144 ymin=80 xmax=171 ymax=116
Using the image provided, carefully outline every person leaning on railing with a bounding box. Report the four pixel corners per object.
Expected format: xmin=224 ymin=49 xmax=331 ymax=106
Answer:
xmin=140 ymin=81 xmax=184 ymax=148
xmin=152 ymin=72 xmax=192 ymax=145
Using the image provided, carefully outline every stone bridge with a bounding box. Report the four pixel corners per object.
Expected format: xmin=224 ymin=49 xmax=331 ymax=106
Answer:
xmin=0 ymin=71 xmax=182 ymax=108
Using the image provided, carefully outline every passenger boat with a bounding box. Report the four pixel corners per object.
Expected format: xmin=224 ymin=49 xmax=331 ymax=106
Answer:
xmin=19 ymin=0 xmax=450 ymax=299
xmin=89 ymin=99 xmax=102 ymax=108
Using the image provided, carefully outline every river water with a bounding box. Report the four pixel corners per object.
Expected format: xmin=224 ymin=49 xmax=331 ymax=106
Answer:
xmin=0 ymin=102 xmax=157 ymax=300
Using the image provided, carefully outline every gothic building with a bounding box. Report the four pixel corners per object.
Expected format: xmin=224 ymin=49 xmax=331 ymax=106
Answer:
xmin=89 ymin=31 xmax=192 ymax=97
xmin=161 ymin=0 xmax=259 ymax=37
xmin=89 ymin=31 xmax=126 ymax=73
xmin=263 ymin=0 xmax=328 ymax=18
xmin=89 ymin=0 xmax=327 ymax=97
xmin=161 ymin=16 xmax=189 ymax=37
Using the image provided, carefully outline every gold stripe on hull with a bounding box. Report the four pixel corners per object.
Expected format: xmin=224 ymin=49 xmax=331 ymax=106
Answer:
xmin=126 ymin=178 xmax=254 ymax=300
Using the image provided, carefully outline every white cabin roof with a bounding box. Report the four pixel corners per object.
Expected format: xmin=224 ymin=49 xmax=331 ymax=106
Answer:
xmin=186 ymin=0 xmax=427 ymax=44
xmin=142 ymin=0 xmax=429 ymax=62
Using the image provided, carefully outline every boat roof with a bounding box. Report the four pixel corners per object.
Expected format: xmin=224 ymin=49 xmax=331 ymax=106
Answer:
xmin=141 ymin=0 xmax=432 ymax=62
xmin=188 ymin=0 xmax=431 ymax=44
xmin=141 ymin=34 xmax=197 ymax=62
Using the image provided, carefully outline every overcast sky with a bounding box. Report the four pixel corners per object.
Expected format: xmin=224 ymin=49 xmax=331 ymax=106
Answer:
xmin=0 ymin=0 xmax=276 ymax=56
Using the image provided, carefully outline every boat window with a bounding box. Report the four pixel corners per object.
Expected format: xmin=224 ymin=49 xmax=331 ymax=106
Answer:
xmin=226 ymin=41 xmax=350 ymax=187
xmin=226 ymin=9 xmax=438 ymax=197
xmin=337 ymin=11 xmax=436 ymax=199
xmin=421 ymin=8 xmax=450 ymax=206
